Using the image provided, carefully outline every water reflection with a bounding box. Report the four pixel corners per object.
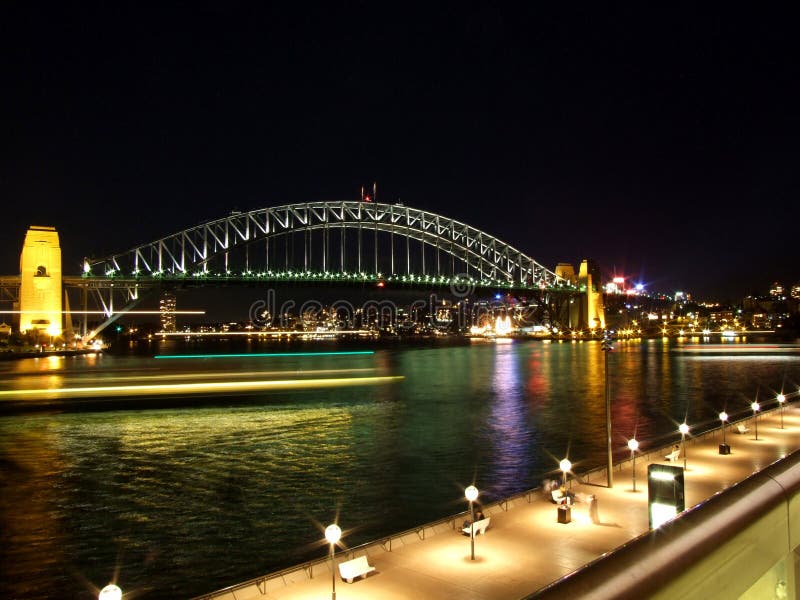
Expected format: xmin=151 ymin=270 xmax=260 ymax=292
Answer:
xmin=486 ymin=341 xmax=532 ymax=496
xmin=0 ymin=340 xmax=798 ymax=599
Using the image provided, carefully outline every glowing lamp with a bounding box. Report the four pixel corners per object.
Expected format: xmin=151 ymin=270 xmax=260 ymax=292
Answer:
xmin=628 ymin=438 xmax=639 ymax=491
xmin=465 ymin=485 xmax=479 ymax=560
xmin=99 ymin=585 xmax=122 ymax=600
xmin=325 ymin=523 xmax=341 ymax=600
xmin=465 ymin=485 xmax=479 ymax=503
xmin=679 ymin=423 xmax=689 ymax=470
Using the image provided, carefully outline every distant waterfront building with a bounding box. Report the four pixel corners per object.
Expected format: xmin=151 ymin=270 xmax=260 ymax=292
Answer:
xmin=791 ymin=284 xmax=800 ymax=300
xmin=18 ymin=225 xmax=63 ymax=337
xmin=160 ymin=292 xmax=177 ymax=332
xmin=770 ymin=282 xmax=785 ymax=299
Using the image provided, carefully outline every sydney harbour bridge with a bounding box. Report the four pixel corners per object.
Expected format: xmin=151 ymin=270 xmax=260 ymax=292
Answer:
xmin=2 ymin=201 xmax=603 ymax=338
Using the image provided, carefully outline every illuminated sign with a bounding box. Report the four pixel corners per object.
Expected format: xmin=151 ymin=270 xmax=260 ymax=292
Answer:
xmin=648 ymin=463 xmax=685 ymax=529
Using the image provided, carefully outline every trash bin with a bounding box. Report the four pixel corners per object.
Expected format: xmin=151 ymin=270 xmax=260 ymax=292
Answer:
xmin=557 ymin=505 xmax=571 ymax=524
xmin=719 ymin=443 xmax=731 ymax=455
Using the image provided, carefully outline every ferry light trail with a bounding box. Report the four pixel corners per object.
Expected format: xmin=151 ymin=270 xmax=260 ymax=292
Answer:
xmin=153 ymin=350 xmax=375 ymax=359
xmin=0 ymin=375 xmax=404 ymax=400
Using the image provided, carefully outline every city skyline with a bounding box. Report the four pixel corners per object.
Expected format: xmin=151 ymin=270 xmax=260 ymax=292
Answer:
xmin=2 ymin=5 xmax=798 ymax=300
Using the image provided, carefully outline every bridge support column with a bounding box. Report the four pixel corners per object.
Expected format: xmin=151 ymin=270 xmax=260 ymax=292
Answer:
xmin=19 ymin=226 xmax=62 ymax=337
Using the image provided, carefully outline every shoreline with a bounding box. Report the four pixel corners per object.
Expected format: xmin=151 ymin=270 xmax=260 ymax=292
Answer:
xmin=0 ymin=348 xmax=103 ymax=361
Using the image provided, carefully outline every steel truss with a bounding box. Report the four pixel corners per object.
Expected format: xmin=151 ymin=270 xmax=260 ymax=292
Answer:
xmin=85 ymin=202 xmax=570 ymax=289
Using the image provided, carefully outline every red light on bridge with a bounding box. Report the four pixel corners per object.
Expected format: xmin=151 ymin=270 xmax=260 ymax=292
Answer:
xmin=376 ymin=281 xmax=385 ymax=288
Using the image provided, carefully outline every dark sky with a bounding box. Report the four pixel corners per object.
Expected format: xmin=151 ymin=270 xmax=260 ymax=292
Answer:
xmin=2 ymin=3 xmax=798 ymax=301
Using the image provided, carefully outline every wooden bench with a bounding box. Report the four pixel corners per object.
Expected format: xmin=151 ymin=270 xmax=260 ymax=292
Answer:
xmin=462 ymin=517 xmax=491 ymax=537
xmin=735 ymin=423 xmax=751 ymax=434
xmin=338 ymin=555 xmax=376 ymax=583
xmin=665 ymin=448 xmax=680 ymax=462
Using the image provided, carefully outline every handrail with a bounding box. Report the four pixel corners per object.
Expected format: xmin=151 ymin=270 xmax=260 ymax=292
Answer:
xmin=527 ymin=448 xmax=800 ymax=599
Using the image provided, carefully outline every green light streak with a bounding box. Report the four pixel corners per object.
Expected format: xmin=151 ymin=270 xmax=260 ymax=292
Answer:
xmin=154 ymin=351 xmax=375 ymax=359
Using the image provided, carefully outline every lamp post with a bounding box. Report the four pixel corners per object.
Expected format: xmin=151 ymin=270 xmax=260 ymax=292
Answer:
xmin=98 ymin=585 xmax=122 ymax=600
xmin=719 ymin=411 xmax=730 ymax=454
xmin=325 ymin=524 xmax=341 ymax=600
xmin=601 ymin=332 xmax=614 ymax=488
xmin=751 ymin=401 xmax=760 ymax=440
xmin=627 ymin=438 xmax=639 ymax=491
xmin=778 ymin=393 xmax=786 ymax=429
xmin=679 ymin=422 xmax=689 ymax=470
xmin=465 ymin=485 xmax=479 ymax=560
xmin=559 ymin=458 xmax=572 ymax=491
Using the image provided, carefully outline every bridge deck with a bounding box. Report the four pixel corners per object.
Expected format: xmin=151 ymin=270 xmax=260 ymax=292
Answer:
xmin=197 ymin=405 xmax=800 ymax=600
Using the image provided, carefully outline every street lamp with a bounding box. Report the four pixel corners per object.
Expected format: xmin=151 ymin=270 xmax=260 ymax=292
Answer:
xmin=601 ymin=331 xmax=614 ymax=488
xmin=465 ymin=485 xmax=479 ymax=560
xmin=778 ymin=393 xmax=786 ymax=429
xmin=98 ymin=585 xmax=122 ymax=600
xmin=719 ymin=411 xmax=730 ymax=454
xmin=679 ymin=422 xmax=689 ymax=470
xmin=628 ymin=438 xmax=639 ymax=491
xmin=751 ymin=401 xmax=760 ymax=440
xmin=559 ymin=458 xmax=572 ymax=491
xmin=325 ymin=524 xmax=342 ymax=600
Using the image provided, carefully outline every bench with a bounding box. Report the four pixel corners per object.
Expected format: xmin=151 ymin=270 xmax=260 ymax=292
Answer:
xmin=462 ymin=517 xmax=491 ymax=537
xmin=338 ymin=555 xmax=376 ymax=583
xmin=665 ymin=448 xmax=680 ymax=462
xmin=735 ymin=423 xmax=750 ymax=434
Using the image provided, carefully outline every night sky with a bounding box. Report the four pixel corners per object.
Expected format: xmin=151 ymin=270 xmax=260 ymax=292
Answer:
xmin=2 ymin=3 xmax=798 ymax=301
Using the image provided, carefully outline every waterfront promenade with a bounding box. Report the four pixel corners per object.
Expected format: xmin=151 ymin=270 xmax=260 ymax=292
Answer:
xmin=197 ymin=403 xmax=800 ymax=600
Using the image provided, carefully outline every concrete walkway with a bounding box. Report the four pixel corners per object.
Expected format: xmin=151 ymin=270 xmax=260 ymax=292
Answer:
xmin=205 ymin=405 xmax=800 ymax=600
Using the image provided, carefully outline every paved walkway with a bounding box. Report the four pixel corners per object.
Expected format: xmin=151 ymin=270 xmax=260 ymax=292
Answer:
xmin=209 ymin=405 xmax=800 ymax=600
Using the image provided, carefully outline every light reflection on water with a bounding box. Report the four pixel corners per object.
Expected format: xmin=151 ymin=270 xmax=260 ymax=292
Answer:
xmin=0 ymin=339 xmax=799 ymax=599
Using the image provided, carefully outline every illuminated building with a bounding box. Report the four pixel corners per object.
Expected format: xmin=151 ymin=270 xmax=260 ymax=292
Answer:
xmin=18 ymin=225 xmax=62 ymax=336
xmin=160 ymin=292 xmax=177 ymax=332
xmin=770 ymin=282 xmax=785 ymax=299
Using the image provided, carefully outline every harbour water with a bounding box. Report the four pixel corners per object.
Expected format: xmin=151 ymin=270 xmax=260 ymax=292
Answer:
xmin=0 ymin=338 xmax=798 ymax=599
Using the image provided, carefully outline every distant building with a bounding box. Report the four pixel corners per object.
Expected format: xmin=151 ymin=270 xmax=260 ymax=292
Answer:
xmin=792 ymin=284 xmax=800 ymax=301
xmin=160 ymin=292 xmax=177 ymax=332
xmin=770 ymin=282 xmax=785 ymax=299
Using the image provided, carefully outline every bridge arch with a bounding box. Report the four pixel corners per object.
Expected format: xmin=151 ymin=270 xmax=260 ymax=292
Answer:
xmin=85 ymin=201 xmax=569 ymax=289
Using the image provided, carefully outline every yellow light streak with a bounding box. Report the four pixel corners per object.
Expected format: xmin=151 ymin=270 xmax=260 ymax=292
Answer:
xmin=0 ymin=310 xmax=205 ymax=314
xmin=13 ymin=368 xmax=378 ymax=385
xmin=0 ymin=375 xmax=404 ymax=400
